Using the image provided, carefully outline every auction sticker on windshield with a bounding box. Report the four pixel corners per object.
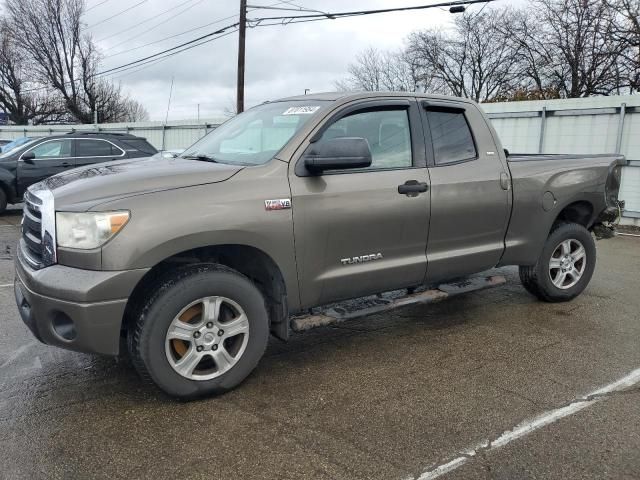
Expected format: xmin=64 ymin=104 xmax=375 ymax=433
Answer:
xmin=282 ymin=106 xmax=320 ymax=115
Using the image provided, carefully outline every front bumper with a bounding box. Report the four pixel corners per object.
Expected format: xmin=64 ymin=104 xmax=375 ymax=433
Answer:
xmin=14 ymin=250 xmax=149 ymax=356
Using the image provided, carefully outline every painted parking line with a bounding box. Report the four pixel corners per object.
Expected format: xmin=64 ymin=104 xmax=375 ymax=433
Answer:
xmin=0 ymin=284 xmax=13 ymax=288
xmin=413 ymin=367 xmax=640 ymax=480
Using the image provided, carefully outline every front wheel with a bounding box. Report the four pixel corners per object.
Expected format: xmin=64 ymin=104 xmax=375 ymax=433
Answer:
xmin=519 ymin=222 xmax=596 ymax=302
xmin=128 ymin=264 xmax=270 ymax=399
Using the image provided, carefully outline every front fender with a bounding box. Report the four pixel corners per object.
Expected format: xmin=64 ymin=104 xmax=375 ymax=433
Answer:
xmin=98 ymin=162 xmax=300 ymax=309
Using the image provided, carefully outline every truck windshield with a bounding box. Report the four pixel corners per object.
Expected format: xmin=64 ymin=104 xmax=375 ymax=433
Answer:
xmin=181 ymin=100 xmax=330 ymax=166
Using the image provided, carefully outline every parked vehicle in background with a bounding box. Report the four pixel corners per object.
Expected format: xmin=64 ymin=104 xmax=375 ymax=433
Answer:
xmin=0 ymin=132 xmax=157 ymax=213
xmin=1 ymin=137 xmax=37 ymax=153
xmin=13 ymin=92 xmax=625 ymax=399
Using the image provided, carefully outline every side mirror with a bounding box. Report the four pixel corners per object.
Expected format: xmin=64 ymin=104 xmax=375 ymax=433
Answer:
xmin=303 ymin=137 xmax=372 ymax=173
xmin=504 ymin=148 xmax=510 ymax=158
xmin=21 ymin=151 xmax=35 ymax=164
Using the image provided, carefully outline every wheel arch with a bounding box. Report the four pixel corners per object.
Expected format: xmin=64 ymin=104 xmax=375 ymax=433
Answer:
xmin=123 ymin=244 xmax=291 ymax=341
xmin=551 ymin=200 xmax=595 ymax=230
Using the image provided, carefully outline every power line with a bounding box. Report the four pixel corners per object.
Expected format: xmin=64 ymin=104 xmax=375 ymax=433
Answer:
xmin=97 ymin=0 xmax=200 ymax=43
xmin=103 ymin=15 xmax=236 ymax=59
xmin=24 ymin=1 xmax=489 ymax=98
xmin=99 ymin=28 xmax=239 ymax=77
xmin=85 ymin=0 xmax=112 ymax=13
xmin=246 ymin=0 xmax=495 ymax=26
xmin=87 ymin=0 xmax=148 ymax=29
xmin=100 ymin=0 xmax=207 ymax=51
xmin=101 ymin=0 xmax=301 ymax=58
xmin=106 ymin=29 xmax=238 ymax=78
xmin=18 ymin=27 xmax=237 ymax=94
xmin=99 ymin=1 xmax=490 ymax=82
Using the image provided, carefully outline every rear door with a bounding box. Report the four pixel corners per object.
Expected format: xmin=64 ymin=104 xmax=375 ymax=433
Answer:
xmin=17 ymin=138 xmax=74 ymax=196
xmin=73 ymin=138 xmax=125 ymax=168
xmin=289 ymin=98 xmax=431 ymax=308
xmin=421 ymin=100 xmax=511 ymax=283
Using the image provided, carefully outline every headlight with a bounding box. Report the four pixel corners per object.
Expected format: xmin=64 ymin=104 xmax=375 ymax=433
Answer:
xmin=56 ymin=211 xmax=130 ymax=249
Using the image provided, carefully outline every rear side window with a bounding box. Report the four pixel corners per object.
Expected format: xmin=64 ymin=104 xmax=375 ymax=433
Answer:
xmin=120 ymin=138 xmax=158 ymax=155
xmin=76 ymin=139 xmax=120 ymax=157
xmin=428 ymin=110 xmax=477 ymax=165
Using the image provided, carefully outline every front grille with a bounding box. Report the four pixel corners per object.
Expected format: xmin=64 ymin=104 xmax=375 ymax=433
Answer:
xmin=21 ymin=190 xmax=44 ymax=269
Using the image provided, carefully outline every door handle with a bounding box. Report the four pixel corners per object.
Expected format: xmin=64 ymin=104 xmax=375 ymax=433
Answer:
xmin=398 ymin=180 xmax=428 ymax=196
xmin=61 ymin=162 xmax=73 ymax=167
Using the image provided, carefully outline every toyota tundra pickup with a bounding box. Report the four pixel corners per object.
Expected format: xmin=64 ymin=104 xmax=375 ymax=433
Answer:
xmin=13 ymin=92 xmax=625 ymax=398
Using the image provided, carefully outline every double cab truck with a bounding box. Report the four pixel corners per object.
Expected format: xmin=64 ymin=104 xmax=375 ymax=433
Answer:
xmin=14 ymin=93 xmax=625 ymax=398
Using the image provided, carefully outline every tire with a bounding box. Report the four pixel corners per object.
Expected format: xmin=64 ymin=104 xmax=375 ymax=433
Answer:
xmin=519 ymin=222 xmax=596 ymax=303
xmin=128 ymin=263 xmax=270 ymax=399
xmin=0 ymin=189 xmax=7 ymax=215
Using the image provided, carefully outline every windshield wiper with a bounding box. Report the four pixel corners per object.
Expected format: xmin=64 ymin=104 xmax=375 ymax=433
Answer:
xmin=181 ymin=153 xmax=219 ymax=163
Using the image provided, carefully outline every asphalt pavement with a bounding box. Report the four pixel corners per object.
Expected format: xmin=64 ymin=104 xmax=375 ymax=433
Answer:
xmin=0 ymin=205 xmax=639 ymax=480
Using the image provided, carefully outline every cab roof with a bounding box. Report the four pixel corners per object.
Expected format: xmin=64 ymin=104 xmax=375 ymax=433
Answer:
xmin=274 ymin=91 xmax=475 ymax=105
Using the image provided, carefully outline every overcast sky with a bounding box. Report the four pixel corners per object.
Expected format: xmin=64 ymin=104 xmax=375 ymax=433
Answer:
xmin=84 ymin=0 xmax=503 ymax=121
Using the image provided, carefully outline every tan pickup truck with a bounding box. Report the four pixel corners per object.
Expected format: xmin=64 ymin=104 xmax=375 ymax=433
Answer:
xmin=14 ymin=92 xmax=625 ymax=398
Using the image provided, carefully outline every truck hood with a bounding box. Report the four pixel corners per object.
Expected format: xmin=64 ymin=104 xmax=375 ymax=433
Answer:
xmin=40 ymin=156 xmax=243 ymax=210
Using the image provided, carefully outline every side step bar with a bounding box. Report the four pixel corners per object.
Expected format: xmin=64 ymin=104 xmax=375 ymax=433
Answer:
xmin=291 ymin=275 xmax=506 ymax=332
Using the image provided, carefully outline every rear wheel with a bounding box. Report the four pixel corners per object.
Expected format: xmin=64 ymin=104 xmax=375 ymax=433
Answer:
xmin=128 ymin=264 xmax=270 ymax=399
xmin=519 ymin=222 xmax=596 ymax=302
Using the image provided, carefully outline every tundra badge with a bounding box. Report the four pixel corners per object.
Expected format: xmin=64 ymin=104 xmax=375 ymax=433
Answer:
xmin=341 ymin=253 xmax=383 ymax=265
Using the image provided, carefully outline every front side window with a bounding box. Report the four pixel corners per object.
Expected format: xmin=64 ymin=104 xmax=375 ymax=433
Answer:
xmin=76 ymin=139 xmax=121 ymax=157
xmin=28 ymin=140 xmax=72 ymax=159
xmin=317 ymin=108 xmax=412 ymax=170
xmin=181 ymin=100 xmax=330 ymax=166
xmin=428 ymin=110 xmax=477 ymax=165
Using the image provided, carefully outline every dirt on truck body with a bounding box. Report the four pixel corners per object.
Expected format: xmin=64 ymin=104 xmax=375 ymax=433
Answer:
xmin=14 ymin=92 xmax=625 ymax=398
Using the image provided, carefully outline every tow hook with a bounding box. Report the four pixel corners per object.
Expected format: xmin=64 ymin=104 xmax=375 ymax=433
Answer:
xmin=593 ymin=200 xmax=625 ymax=240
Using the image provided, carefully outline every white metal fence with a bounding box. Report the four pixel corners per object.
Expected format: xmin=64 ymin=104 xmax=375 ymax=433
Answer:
xmin=0 ymin=118 xmax=226 ymax=151
xmin=1 ymin=95 xmax=638 ymax=223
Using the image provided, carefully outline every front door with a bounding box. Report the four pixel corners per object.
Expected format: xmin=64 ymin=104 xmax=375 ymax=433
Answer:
xmin=289 ymin=99 xmax=431 ymax=308
xmin=17 ymin=138 xmax=75 ymax=196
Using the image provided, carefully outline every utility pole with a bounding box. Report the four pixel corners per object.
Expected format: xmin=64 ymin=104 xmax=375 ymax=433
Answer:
xmin=236 ymin=0 xmax=247 ymax=114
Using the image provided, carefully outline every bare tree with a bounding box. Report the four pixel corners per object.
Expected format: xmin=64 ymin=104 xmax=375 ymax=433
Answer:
xmin=5 ymin=0 xmax=149 ymax=124
xmin=506 ymin=0 xmax=629 ymax=97
xmin=406 ymin=9 xmax=521 ymax=102
xmin=119 ymin=98 xmax=149 ymax=122
xmin=335 ymin=47 xmax=426 ymax=92
xmin=605 ymin=0 xmax=640 ymax=92
xmin=0 ymin=18 xmax=63 ymax=124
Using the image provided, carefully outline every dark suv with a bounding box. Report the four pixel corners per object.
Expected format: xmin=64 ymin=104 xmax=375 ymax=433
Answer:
xmin=0 ymin=132 xmax=157 ymax=213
